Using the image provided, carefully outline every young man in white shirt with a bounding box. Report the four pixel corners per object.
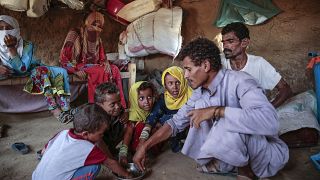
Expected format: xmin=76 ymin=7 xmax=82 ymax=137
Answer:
xmin=220 ymin=22 xmax=292 ymax=108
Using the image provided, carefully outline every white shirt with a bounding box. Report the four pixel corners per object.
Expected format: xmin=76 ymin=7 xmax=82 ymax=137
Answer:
xmin=221 ymin=54 xmax=281 ymax=90
xmin=32 ymin=129 xmax=106 ymax=180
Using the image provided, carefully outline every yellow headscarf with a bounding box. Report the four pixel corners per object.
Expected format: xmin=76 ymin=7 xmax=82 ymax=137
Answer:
xmin=129 ymin=81 xmax=151 ymax=122
xmin=162 ymin=66 xmax=192 ymax=110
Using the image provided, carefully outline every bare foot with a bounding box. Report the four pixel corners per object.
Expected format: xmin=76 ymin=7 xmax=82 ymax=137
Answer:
xmin=238 ymin=164 xmax=256 ymax=180
xmin=51 ymin=108 xmax=62 ymax=118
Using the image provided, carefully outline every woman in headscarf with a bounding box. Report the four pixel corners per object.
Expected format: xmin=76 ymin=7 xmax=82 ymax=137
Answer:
xmin=0 ymin=15 xmax=72 ymax=123
xmin=60 ymin=11 xmax=126 ymax=108
xmin=138 ymin=66 xmax=192 ymax=152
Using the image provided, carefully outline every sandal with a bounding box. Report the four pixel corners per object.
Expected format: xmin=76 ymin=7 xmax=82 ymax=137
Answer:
xmin=11 ymin=142 xmax=29 ymax=155
xmin=58 ymin=108 xmax=78 ymax=124
xmin=36 ymin=149 xmax=43 ymax=160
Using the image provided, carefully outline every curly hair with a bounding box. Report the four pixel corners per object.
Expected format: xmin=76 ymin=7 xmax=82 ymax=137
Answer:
xmin=73 ymin=104 xmax=110 ymax=133
xmin=178 ymin=37 xmax=221 ymax=71
xmin=94 ymin=82 xmax=119 ymax=103
xmin=221 ymin=22 xmax=250 ymax=40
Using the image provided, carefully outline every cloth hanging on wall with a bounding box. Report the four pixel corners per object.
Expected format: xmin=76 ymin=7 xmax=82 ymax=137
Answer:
xmin=0 ymin=0 xmax=28 ymax=11
xmin=27 ymin=0 xmax=51 ymax=17
xmin=215 ymin=0 xmax=281 ymax=27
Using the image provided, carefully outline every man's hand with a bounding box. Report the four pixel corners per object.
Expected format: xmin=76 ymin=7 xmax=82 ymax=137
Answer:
xmin=133 ymin=144 xmax=147 ymax=171
xmin=187 ymin=106 xmax=225 ymax=128
xmin=119 ymin=111 xmax=129 ymax=125
xmin=0 ymin=65 xmax=10 ymax=75
xmin=75 ymin=70 xmax=87 ymax=80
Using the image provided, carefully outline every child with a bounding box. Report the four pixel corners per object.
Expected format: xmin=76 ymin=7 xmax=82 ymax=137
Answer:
xmin=139 ymin=66 xmax=192 ymax=152
xmin=118 ymin=81 xmax=156 ymax=166
xmin=32 ymin=104 xmax=131 ymax=180
xmin=94 ymin=82 xmax=130 ymax=159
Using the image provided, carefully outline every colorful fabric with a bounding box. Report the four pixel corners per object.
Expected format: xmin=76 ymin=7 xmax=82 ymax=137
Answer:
xmin=307 ymin=56 xmax=320 ymax=69
xmin=129 ymin=81 xmax=150 ymax=122
xmin=32 ymin=129 xmax=107 ymax=180
xmin=0 ymin=39 xmax=70 ymax=112
xmin=59 ymin=12 xmax=126 ymax=108
xmin=71 ymin=165 xmax=101 ymax=180
xmin=161 ymin=66 xmax=192 ymax=110
xmin=24 ymin=65 xmax=70 ymax=95
xmin=130 ymin=121 xmax=145 ymax=151
xmin=83 ymin=64 xmax=126 ymax=107
xmin=44 ymin=92 xmax=70 ymax=111
xmin=59 ymin=12 xmax=106 ymax=73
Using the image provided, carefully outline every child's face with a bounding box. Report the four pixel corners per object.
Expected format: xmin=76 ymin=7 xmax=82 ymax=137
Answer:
xmin=164 ymin=74 xmax=181 ymax=98
xmin=86 ymin=123 xmax=108 ymax=143
xmin=98 ymin=93 xmax=122 ymax=117
xmin=137 ymin=88 xmax=154 ymax=111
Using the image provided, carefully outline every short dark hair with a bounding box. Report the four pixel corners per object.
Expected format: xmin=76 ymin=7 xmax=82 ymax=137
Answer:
xmin=221 ymin=22 xmax=250 ymax=40
xmin=137 ymin=81 xmax=156 ymax=96
xmin=178 ymin=37 xmax=221 ymax=71
xmin=94 ymin=82 xmax=119 ymax=103
xmin=73 ymin=104 xmax=110 ymax=133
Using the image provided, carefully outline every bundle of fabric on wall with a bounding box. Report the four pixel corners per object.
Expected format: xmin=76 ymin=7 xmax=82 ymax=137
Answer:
xmin=0 ymin=0 xmax=51 ymax=17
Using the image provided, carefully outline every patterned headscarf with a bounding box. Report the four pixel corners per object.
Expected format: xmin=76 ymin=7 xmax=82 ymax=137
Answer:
xmin=0 ymin=15 xmax=23 ymax=67
xmin=161 ymin=66 xmax=192 ymax=110
xmin=129 ymin=81 xmax=151 ymax=122
xmin=61 ymin=11 xmax=105 ymax=66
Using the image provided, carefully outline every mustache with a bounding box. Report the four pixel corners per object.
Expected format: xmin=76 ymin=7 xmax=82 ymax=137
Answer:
xmin=223 ymin=49 xmax=232 ymax=53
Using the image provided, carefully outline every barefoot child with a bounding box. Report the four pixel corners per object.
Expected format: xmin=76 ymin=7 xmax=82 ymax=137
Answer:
xmin=32 ymin=104 xmax=131 ymax=180
xmin=118 ymin=81 xmax=156 ymax=166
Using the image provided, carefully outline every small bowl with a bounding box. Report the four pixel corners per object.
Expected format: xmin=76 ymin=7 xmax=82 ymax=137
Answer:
xmin=113 ymin=163 xmax=146 ymax=180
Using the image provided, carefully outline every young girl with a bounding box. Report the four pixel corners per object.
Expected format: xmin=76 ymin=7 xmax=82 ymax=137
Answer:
xmin=139 ymin=66 xmax=192 ymax=152
xmin=118 ymin=81 xmax=156 ymax=166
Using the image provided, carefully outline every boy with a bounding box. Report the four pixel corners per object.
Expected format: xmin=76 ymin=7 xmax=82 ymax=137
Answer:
xmin=32 ymin=104 xmax=131 ymax=180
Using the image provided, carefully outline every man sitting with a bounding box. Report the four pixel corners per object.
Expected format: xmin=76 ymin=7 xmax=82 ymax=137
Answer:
xmin=133 ymin=37 xmax=289 ymax=179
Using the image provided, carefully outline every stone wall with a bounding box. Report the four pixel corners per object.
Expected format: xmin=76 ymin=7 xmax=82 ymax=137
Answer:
xmin=1 ymin=0 xmax=320 ymax=93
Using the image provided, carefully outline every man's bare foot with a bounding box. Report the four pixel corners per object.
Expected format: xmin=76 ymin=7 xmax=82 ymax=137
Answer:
xmin=238 ymin=164 xmax=256 ymax=180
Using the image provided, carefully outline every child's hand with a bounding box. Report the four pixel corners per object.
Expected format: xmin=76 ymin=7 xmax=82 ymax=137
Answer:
xmin=119 ymin=155 xmax=128 ymax=167
xmin=137 ymin=140 xmax=145 ymax=150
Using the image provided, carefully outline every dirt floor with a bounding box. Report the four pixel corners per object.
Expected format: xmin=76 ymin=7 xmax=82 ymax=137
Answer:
xmin=0 ymin=112 xmax=320 ymax=180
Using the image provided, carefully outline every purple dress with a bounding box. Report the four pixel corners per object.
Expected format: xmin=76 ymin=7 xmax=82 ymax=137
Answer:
xmin=166 ymin=69 xmax=289 ymax=178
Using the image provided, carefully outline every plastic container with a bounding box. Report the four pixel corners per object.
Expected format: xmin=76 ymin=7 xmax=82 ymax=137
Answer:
xmin=105 ymin=0 xmax=129 ymax=25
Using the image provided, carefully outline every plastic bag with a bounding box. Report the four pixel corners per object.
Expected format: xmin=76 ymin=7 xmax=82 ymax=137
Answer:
xmin=59 ymin=0 xmax=84 ymax=10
